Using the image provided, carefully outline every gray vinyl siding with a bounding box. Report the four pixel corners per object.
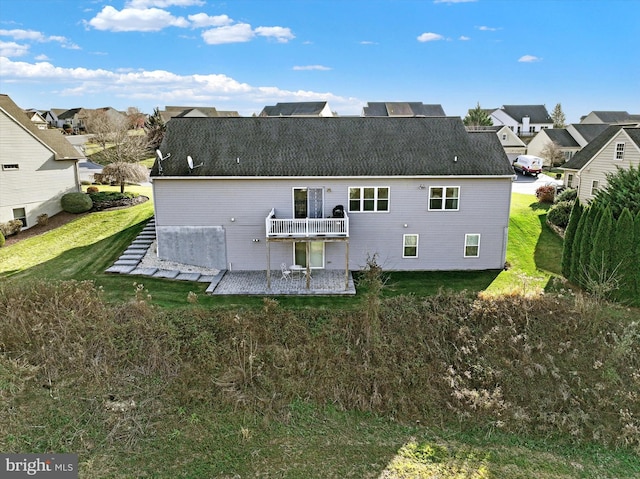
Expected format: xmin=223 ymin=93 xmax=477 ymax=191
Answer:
xmin=153 ymin=176 xmax=511 ymax=271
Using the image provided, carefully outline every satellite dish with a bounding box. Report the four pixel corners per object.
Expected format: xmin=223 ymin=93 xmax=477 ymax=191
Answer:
xmin=186 ymin=155 xmax=203 ymax=173
xmin=155 ymin=149 xmax=170 ymax=175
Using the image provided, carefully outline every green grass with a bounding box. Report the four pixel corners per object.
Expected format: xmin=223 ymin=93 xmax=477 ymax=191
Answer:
xmin=485 ymin=193 xmax=563 ymax=295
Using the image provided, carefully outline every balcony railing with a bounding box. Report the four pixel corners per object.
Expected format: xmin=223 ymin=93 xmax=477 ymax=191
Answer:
xmin=265 ymin=208 xmax=349 ymax=238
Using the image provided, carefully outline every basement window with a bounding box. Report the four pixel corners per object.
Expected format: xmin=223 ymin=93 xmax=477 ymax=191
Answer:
xmin=2 ymin=164 xmax=19 ymax=170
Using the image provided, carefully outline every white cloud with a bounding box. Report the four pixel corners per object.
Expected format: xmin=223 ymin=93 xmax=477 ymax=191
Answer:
xmin=0 ymin=41 xmax=29 ymax=57
xmin=0 ymin=29 xmax=79 ymax=49
xmin=87 ymin=6 xmax=189 ymax=32
xmin=292 ymin=65 xmax=331 ymax=71
xmin=201 ymin=23 xmax=254 ymax=44
xmin=0 ymin=56 xmax=362 ymax=115
xmin=127 ymin=0 xmax=204 ymax=7
xmin=360 ymin=40 xmax=377 ymax=45
xmin=477 ymin=26 xmax=500 ymax=31
xmin=35 ymin=54 xmax=49 ymax=61
xmin=459 ymin=35 xmax=470 ymax=41
xmin=518 ymin=55 xmax=542 ymax=63
xmin=417 ymin=32 xmax=444 ymax=42
xmin=254 ymin=26 xmax=295 ymax=43
xmin=434 ymin=0 xmax=477 ymax=3
xmin=187 ymin=13 xmax=232 ymax=28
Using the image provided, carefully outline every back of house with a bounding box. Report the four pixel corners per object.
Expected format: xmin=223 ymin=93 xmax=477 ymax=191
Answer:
xmin=150 ymin=116 xmax=514 ymax=272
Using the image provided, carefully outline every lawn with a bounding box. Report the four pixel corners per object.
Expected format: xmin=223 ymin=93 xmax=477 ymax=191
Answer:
xmin=1 ymin=190 xmax=563 ymax=306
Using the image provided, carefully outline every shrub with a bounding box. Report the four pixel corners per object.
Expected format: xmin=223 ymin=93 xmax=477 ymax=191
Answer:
xmin=555 ymin=188 xmax=577 ymax=203
xmin=535 ymin=185 xmax=556 ymax=203
xmin=61 ymin=192 xmax=93 ymax=214
xmin=86 ymin=186 xmax=99 ymax=194
xmin=0 ymin=231 xmax=4 ymax=248
xmin=0 ymin=219 xmax=23 ymax=237
xmin=547 ymin=201 xmax=574 ymax=228
xmin=80 ymin=180 xmax=91 ymax=185
xmin=37 ymin=214 xmax=49 ymax=226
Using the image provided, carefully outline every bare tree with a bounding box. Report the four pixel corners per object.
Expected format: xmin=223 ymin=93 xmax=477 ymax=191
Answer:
xmin=100 ymin=161 xmax=149 ymax=193
xmin=84 ymin=109 xmax=124 ymax=150
xmin=541 ymin=141 xmax=565 ymax=167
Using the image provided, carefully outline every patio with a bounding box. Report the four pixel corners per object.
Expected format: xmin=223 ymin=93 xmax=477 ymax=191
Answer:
xmin=206 ymin=269 xmax=357 ymax=296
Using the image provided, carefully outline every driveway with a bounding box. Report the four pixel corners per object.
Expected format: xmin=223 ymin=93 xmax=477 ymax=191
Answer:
xmin=512 ymin=172 xmax=563 ymax=196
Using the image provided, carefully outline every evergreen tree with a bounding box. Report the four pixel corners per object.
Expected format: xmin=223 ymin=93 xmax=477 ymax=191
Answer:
xmin=577 ymin=205 xmax=601 ymax=286
xmin=551 ymin=103 xmax=566 ymax=128
xmin=145 ymin=107 xmax=166 ymax=150
xmin=561 ymin=199 xmax=582 ymax=279
xmin=635 ymin=211 xmax=640 ymax=304
xmin=573 ymin=206 xmax=590 ymax=285
xmin=590 ymin=206 xmax=614 ymax=278
xmin=592 ymin=165 xmax=640 ymax=219
xmin=463 ymin=102 xmax=493 ymax=128
xmin=612 ymin=208 xmax=636 ymax=302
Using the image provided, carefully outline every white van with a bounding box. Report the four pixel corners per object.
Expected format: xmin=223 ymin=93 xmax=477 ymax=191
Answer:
xmin=512 ymin=155 xmax=543 ymax=177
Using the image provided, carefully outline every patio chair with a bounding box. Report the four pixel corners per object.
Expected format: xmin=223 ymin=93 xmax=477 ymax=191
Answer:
xmin=281 ymin=263 xmax=292 ymax=280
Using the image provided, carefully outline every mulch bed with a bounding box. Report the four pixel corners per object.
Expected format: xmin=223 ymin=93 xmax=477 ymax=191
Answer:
xmin=2 ymin=196 xmax=149 ymax=247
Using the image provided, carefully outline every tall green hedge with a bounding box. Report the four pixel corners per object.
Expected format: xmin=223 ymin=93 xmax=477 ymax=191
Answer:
xmin=561 ymin=199 xmax=582 ymax=279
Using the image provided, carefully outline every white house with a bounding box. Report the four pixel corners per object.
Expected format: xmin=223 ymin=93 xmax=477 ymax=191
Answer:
xmin=490 ymin=105 xmax=553 ymax=136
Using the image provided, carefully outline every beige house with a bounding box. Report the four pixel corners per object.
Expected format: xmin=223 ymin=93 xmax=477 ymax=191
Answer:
xmin=560 ymin=125 xmax=640 ymax=204
xmin=527 ymin=128 xmax=581 ymax=166
xmin=466 ymin=125 xmax=526 ymax=162
xmin=0 ymin=94 xmax=84 ymax=229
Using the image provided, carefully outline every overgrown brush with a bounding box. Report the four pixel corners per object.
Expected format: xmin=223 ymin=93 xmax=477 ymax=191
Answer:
xmin=1 ymin=279 xmax=638 ymax=456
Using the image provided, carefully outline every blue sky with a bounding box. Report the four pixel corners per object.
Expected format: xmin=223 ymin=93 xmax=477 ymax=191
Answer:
xmin=1 ymin=0 xmax=638 ymax=122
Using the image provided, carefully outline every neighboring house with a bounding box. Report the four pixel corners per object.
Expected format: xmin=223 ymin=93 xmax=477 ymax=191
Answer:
xmin=527 ymin=128 xmax=581 ymax=165
xmin=565 ymin=123 xmax=610 ymax=148
xmin=466 ymin=125 xmax=526 ymax=162
xmin=580 ymin=111 xmax=640 ymax=124
xmin=490 ymin=105 xmax=553 ymax=136
xmin=560 ymin=125 xmax=640 ymax=204
xmin=160 ymin=106 xmax=240 ymax=123
xmin=44 ymin=109 xmax=65 ymax=128
xmin=0 ymin=94 xmax=84 ymax=228
xmin=25 ymin=110 xmax=48 ymax=130
xmin=150 ymin=117 xmax=514 ymax=280
xmin=259 ymin=102 xmax=334 ymax=117
xmin=361 ymin=102 xmax=446 ymax=117
xmin=56 ymin=107 xmax=89 ymax=133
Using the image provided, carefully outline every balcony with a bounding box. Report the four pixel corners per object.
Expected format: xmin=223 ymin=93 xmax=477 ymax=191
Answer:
xmin=265 ymin=208 xmax=349 ymax=238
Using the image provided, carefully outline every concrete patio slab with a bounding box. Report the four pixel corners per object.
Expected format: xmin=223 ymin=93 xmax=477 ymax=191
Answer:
xmin=129 ymin=267 xmax=158 ymax=276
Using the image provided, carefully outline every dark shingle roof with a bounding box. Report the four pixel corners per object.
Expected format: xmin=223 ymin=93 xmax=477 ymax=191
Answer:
xmin=585 ymin=111 xmax=633 ymax=123
xmin=0 ymin=94 xmax=84 ymax=160
xmin=544 ymin=129 xmax=580 ymax=148
xmin=562 ymin=125 xmax=627 ymax=170
xmin=259 ymin=102 xmax=329 ymax=117
xmin=570 ymin=123 xmax=610 ymax=143
xmin=501 ymin=105 xmax=552 ymax=124
xmin=152 ymin=117 xmax=513 ymax=178
xmin=362 ymin=102 xmax=446 ymax=117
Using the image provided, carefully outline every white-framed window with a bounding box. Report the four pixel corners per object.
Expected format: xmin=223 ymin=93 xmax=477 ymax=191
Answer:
xmin=403 ymin=234 xmax=419 ymax=258
xmin=464 ymin=234 xmax=480 ymax=258
xmin=2 ymin=164 xmax=19 ymax=170
xmin=348 ymin=186 xmax=389 ymax=212
xmin=591 ymin=180 xmax=599 ymax=196
xmin=567 ymin=174 xmax=574 ymax=188
xmin=615 ymin=142 xmax=625 ymax=160
xmin=429 ymin=186 xmax=460 ymax=211
xmin=13 ymin=207 xmax=27 ymax=227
